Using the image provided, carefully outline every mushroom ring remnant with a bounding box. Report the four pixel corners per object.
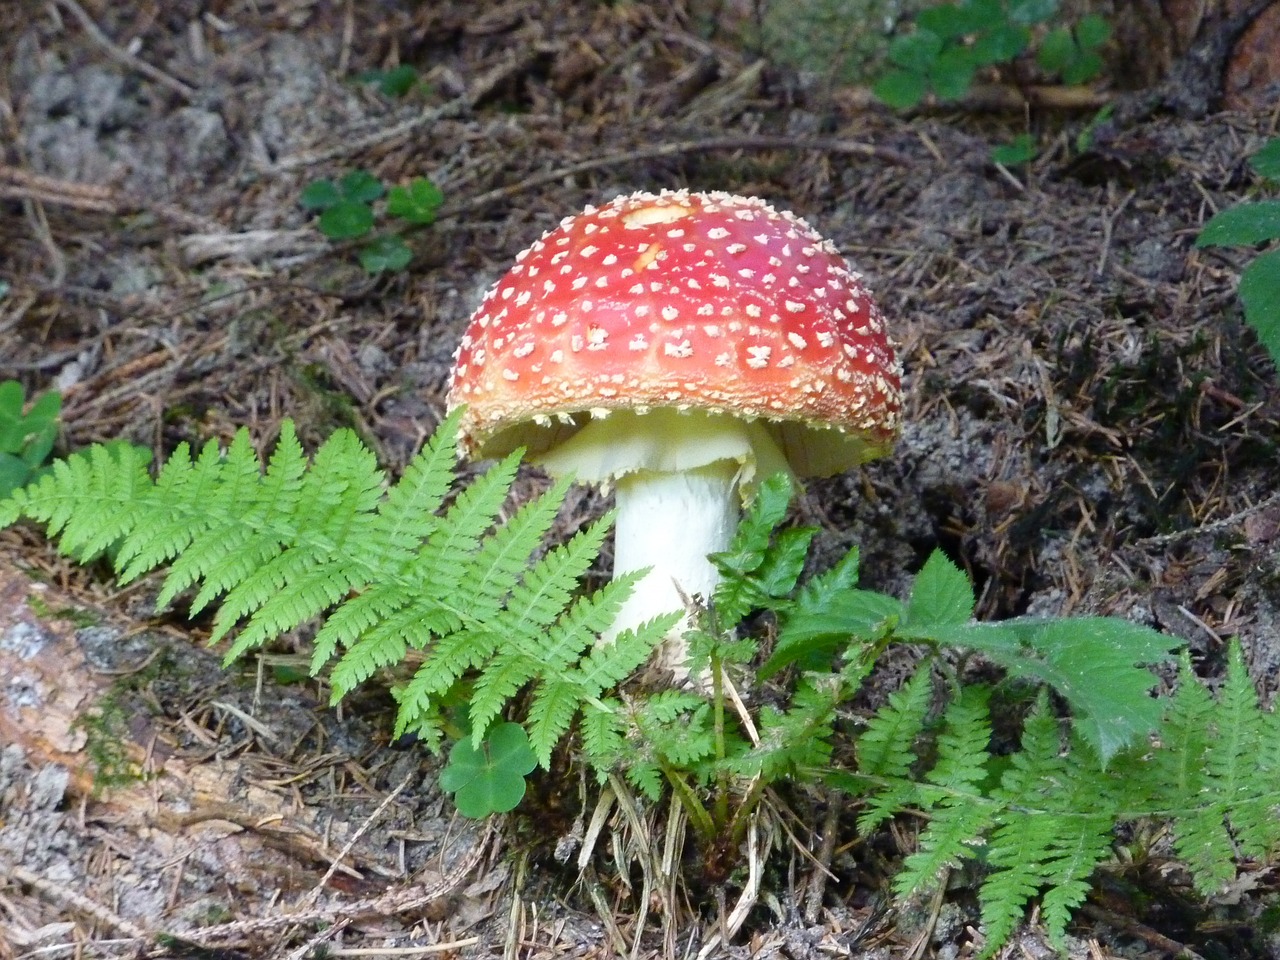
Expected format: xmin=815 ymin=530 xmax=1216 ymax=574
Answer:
xmin=447 ymin=189 xmax=902 ymax=677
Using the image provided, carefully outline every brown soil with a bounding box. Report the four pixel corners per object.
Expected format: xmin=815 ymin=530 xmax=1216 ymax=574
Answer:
xmin=2 ymin=2 xmax=1279 ymax=958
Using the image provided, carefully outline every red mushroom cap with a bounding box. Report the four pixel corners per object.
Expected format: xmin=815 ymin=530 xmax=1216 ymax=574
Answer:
xmin=447 ymin=189 xmax=902 ymax=477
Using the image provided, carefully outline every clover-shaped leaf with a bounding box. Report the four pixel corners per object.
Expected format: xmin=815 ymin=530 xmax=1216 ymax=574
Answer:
xmin=439 ymin=722 xmax=538 ymax=817
xmin=359 ymin=235 xmax=413 ymax=273
xmin=387 ymin=178 xmax=445 ymax=225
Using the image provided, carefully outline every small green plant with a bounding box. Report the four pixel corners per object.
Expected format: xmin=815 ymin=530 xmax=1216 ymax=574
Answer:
xmin=1196 ymin=137 xmax=1280 ymax=367
xmin=1034 ymin=13 xmax=1110 ymax=85
xmin=874 ymin=0 xmax=1110 ymax=109
xmin=0 ymin=380 xmax=60 ymax=500
xmin=354 ymin=64 xmax=426 ymax=99
xmin=301 ymin=170 xmax=445 ymax=274
xmin=990 ymin=133 xmax=1037 ymax=166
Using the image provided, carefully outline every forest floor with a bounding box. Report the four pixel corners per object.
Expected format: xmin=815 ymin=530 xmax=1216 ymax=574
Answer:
xmin=2 ymin=1 xmax=1280 ymax=958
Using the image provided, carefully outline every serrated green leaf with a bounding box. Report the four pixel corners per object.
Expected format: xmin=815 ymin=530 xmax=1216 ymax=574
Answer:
xmin=873 ymin=69 xmax=929 ymax=109
xmin=727 ymin=471 xmax=794 ymax=568
xmin=300 ymin=179 xmax=341 ymax=211
xmin=913 ymin=617 xmax=1174 ymax=763
xmin=753 ymin=526 xmax=816 ymax=599
xmin=905 ymin=550 xmax=974 ymax=628
xmin=1196 ymin=201 xmax=1280 ymax=247
xmin=1239 ymin=249 xmax=1280 ymax=367
xmin=1249 ymin=138 xmax=1280 ymax=180
xmin=359 ymin=235 xmax=413 ymax=273
xmin=888 ymin=30 xmax=944 ymax=71
xmin=318 ymin=199 xmax=375 ymax=240
xmin=765 ymin=588 xmax=902 ymax=676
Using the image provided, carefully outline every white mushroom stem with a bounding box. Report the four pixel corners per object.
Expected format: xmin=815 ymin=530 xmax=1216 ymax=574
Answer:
xmin=604 ymin=461 xmax=740 ymax=666
xmin=536 ymin=408 xmax=793 ymax=676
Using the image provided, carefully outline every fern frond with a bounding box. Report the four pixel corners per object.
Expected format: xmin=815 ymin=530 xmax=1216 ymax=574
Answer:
xmin=524 ymin=590 xmax=674 ymax=766
xmin=1159 ymin=642 xmax=1280 ymax=894
xmin=856 ymin=665 xmax=933 ymax=832
xmin=3 ymin=412 xmax=647 ymax=761
xmin=977 ymin=697 xmax=1114 ymax=955
xmin=858 ymin=666 xmax=932 ymax=778
xmin=1207 ymin=641 xmax=1277 ymax=861
xmin=580 ymin=698 xmax=628 ymax=780
xmin=892 ymin=686 xmax=994 ymax=896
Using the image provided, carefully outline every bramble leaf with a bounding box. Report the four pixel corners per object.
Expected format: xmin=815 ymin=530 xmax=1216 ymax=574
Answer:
xmin=1196 ymin=201 xmax=1280 ymax=247
xmin=1239 ymin=249 xmax=1280 ymax=365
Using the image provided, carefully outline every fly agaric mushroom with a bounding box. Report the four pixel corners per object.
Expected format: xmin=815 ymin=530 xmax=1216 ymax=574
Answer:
xmin=446 ymin=189 xmax=901 ymax=677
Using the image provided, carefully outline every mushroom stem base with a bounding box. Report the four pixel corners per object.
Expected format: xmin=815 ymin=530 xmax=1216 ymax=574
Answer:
xmin=604 ymin=461 xmax=740 ymax=675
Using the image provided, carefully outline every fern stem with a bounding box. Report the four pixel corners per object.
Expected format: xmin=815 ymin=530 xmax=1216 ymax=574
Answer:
xmin=662 ymin=763 xmax=716 ymax=841
xmin=711 ymin=645 xmax=730 ymax=829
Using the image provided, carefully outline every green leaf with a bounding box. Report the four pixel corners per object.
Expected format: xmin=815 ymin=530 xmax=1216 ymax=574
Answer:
xmin=972 ymin=23 xmax=1030 ymax=63
xmin=753 ymin=526 xmax=817 ymax=600
xmin=888 ymin=30 xmax=944 ymax=71
xmin=1075 ymin=14 xmax=1111 ymax=51
xmin=300 ymin=179 xmax=342 ymax=211
xmin=387 ymin=178 xmax=445 ymax=225
xmin=960 ymin=0 xmax=1005 ymax=30
xmin=0 ymin=453 xmax=30 ymax=500
xmin=1062 ymin=52 xmax=1104 ymax=86
xmin=1196 ymin=201 xmax=1280 ymax=246
xmin=356 ymin=64 xmax=420 ymax=98
xmin=873 ymin=69 xmax=929 ymax=109
xmin=765 ymin=588 xmax=902 ymax=676
xmin=905 ymin=551 xmax=974 ymax=627
xmin=358 ymin=235 xmax=413 ymax=273
xmin=0 ymin=381 xmax=26 ymax=429
xmin=338 ymin=170 xmax=385 ymax=204
xmin=318 ymin=199 xmax=375 ymax=240
xmin=930 ymin=46 xmax=977 ymax=100
xmin=913 ymin=617 xmax=1175 ymax=764
xmin=21 ymin=421 xmax=57 ymax=469
xmin=439 ymin=721 xmax=538 ymax=817
xmin=991 ymin=134 xmax=1038 ymax=166
xmin=1239 ymin=249 xmax=1280 ymax=366
xmin=1250 ymin=138 xmax=1280 ymax=180
xmin=1008 ymin=0 xmax=1059 ymax=25
xmin=711 ymin=472 xmax=793 ymax=580
xmin=1075 ymin=103 xmax=1114 ymax=152
xmin=1036 ymin=27 xmax=1075 ymax=73
xmin=917 ymin=4 xmax=971 ymax=40
xmin=24 ymin=389 xmax=61 ymax=428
